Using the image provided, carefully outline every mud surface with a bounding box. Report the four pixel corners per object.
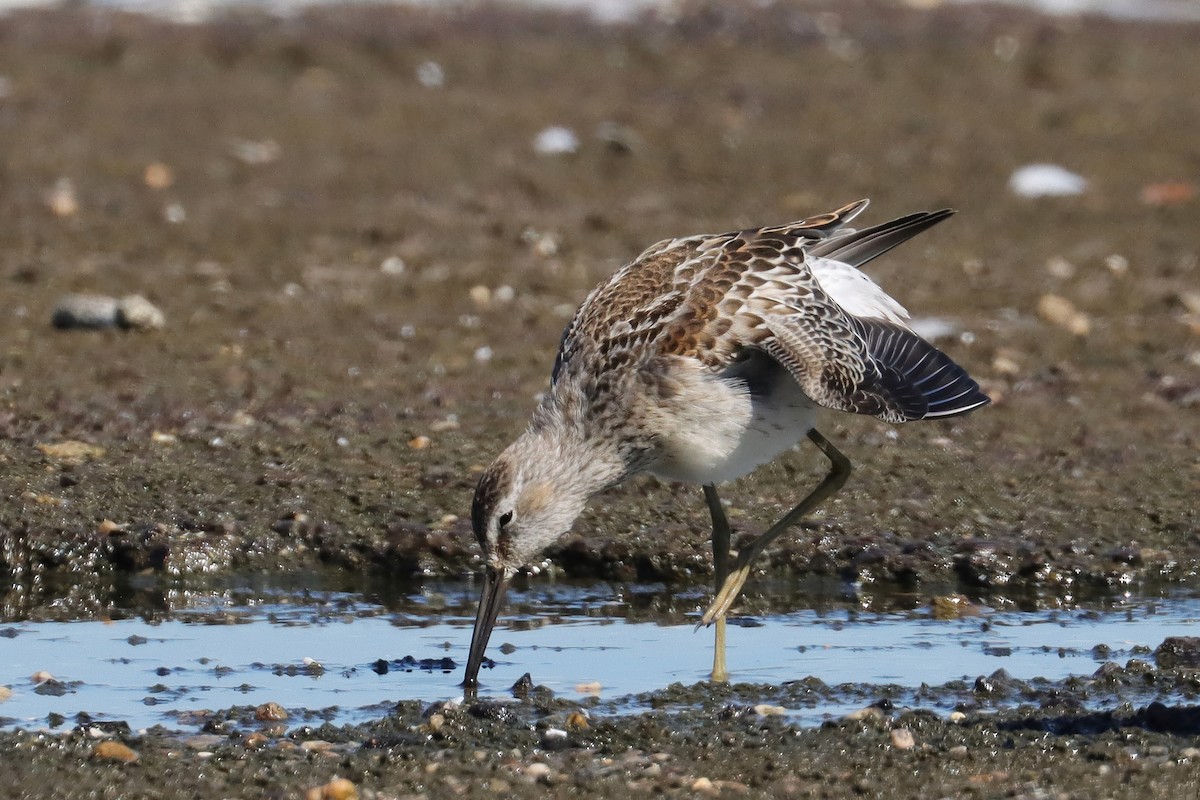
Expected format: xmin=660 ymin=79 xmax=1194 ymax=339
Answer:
xmin=0 ymin=1 xmax=1199 ymax=797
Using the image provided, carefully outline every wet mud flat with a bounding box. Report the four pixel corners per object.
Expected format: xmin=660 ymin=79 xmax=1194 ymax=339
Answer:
xmin=0 ymin=0 xmax=1199 ymax=797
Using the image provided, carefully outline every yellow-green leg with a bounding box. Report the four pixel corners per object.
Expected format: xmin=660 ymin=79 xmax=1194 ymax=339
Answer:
xmin=700 ymin=429 xmax=852 ymax=628
xmin=703 ymin=483 xmax=731 ymax=683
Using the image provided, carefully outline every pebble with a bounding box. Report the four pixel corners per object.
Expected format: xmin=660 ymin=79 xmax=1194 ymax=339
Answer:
xmin=1037 ymin=294 xmax=1090 ymax=336
xmin=0 ymin=686 xmax=11 ymax=702
xmin=150 ymin=431 xmax=178 ymax=445
xmin=116 ymin=295 xmax=166 ymax=330
xmin=566 ymin=710 xmax=589 ymax=731
xmin=948 ymin=744 xmax=969 ymax=759
xmin=416 ymin=60 xmax=445 ymax=88
xmin=243 ymin=732 xmax=268 ymax=748
xmin=254 ymin=701 xmax=288 ymax=721
xmin=1104 ymin=253 xmax=1129 ymax=276
xmin=46 ymin=178 xmax=78 ymax=217
xmin=932 ymin=594 xmax=979 ymax=620
xmin=474 ymin=346 xmax=493 ymax=363
xmin=51 ymin=293 xmax=165 ymax=330
xmin=525 ymin=762 xmax=553 ymax=781
xmin=990 ymin=350 xmax=1021 ymax=377
xmin=144 ymin=162 xmax=174 ymax=189
xmin=574 ymin=681 xmax=602 ymax=695
xmin=469 ymin=285 xmax=492 ymax=307
xmin=533 ymin=126 xmax=579 ymax=155
xmin=305 ymin=777 xmax=358 ymax=800
xmin=949 ymin=711 xmax=967 ymax=723
xmin=163 ymin=203 xmax=186 ymax=224
xmin=691 ymin=777 xmax=718 ymax=795
xmin=300 ymin=740 xmax=336 ymax=752
xmin=843 ymin=705 xmax=885 ymax=722
xmin=30 ymin=671 xmax=56 ymax=684
xmin=37 ymin=441 xmax=106 ymax=464
xmin=1044 ymin=255 xmax=1075 ymax=279
xmin=228 ymin=138 xmax=281 ymax=165
xmin=380 ymin=255 xmax=406 ymax=275
xmin=92 ymin=741 xmax=138 ymax=763
xmin=890 ymin=728 xmax=916 ymax=750
xmin=408 ymin=435 xmax=431 ymax=450
xmin=1140 ymin=181 xmax=1195 ymax=207
xmin=753 ymin=704 xmax=787 ymax=717
xmin=1009 ymin=163 xmax=1087 ymax=198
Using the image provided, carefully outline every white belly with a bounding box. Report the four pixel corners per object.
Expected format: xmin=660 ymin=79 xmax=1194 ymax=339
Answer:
xmin=646 ymin=360 xmax=817 ymax=485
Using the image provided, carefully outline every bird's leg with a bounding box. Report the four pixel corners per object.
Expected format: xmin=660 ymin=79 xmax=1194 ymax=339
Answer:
xmin=699 ymin=429 xmax=852 ymax=628
xmin=703 ymin=483 xmax=731 ymax=683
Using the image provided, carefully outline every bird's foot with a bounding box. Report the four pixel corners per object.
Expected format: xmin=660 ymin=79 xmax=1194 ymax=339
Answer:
xmin=697 ymin=564 xmax=751 ymax=629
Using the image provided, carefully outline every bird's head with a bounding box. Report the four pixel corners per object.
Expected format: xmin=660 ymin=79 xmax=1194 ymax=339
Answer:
xmin=462 ymin=434 xmax=595 ymax=689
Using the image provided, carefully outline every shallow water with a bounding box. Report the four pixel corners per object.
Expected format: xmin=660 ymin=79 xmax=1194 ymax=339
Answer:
xmin=2 ymin=581 xmax=1197 ymax=732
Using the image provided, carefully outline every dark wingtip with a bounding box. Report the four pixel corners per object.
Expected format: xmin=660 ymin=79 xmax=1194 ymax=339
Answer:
xmin=856 ymin=318 xmax=990 ymax=422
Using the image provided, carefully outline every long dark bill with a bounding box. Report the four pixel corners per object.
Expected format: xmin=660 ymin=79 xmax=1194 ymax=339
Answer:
xmin=463 ymin=566 xmax=512 ymax=691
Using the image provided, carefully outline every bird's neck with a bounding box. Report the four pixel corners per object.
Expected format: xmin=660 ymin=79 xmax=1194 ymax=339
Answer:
xmin=526 ymin=396 xmax=627 ymax=496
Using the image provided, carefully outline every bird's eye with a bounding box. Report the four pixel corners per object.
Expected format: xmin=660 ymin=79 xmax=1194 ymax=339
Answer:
xmin=498 ymin=511 xmax=513 ymax=528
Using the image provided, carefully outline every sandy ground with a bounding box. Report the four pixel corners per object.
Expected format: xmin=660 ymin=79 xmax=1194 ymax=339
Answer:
xmin=0 ymin=1 xmax=1199 ymax=797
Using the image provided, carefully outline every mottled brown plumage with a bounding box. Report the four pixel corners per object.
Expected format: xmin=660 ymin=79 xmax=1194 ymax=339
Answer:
xmin=464 ymin=200 xmax=989 ymax=689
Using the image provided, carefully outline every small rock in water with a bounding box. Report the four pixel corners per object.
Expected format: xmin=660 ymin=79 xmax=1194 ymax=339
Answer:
xmin=890 ymin=728 xmax=916 ymax=750
xmin=0 ymin=687 xmax=12 ymax=702
xmin=574 ymin=681 xmax=602 ymax=695
xmin=1008 ymin=163 xmax=1087 ymax=198
xmin=243 ymin=731 xmax=268 ymax=748
xmin=533 ymin=126 xmax=579 ymax=155
xmin=1154 ymin=637 xmax=1200 ymax=669
xmin=510 ymin=672 xmax=533 ymax=698
xmin=843 ymin=705 xmax=885 ymax=722
xmin=566 ymin=710 xmax=589 ymax=730
xmin=255 ymin=701 xmax=289 ymax=722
